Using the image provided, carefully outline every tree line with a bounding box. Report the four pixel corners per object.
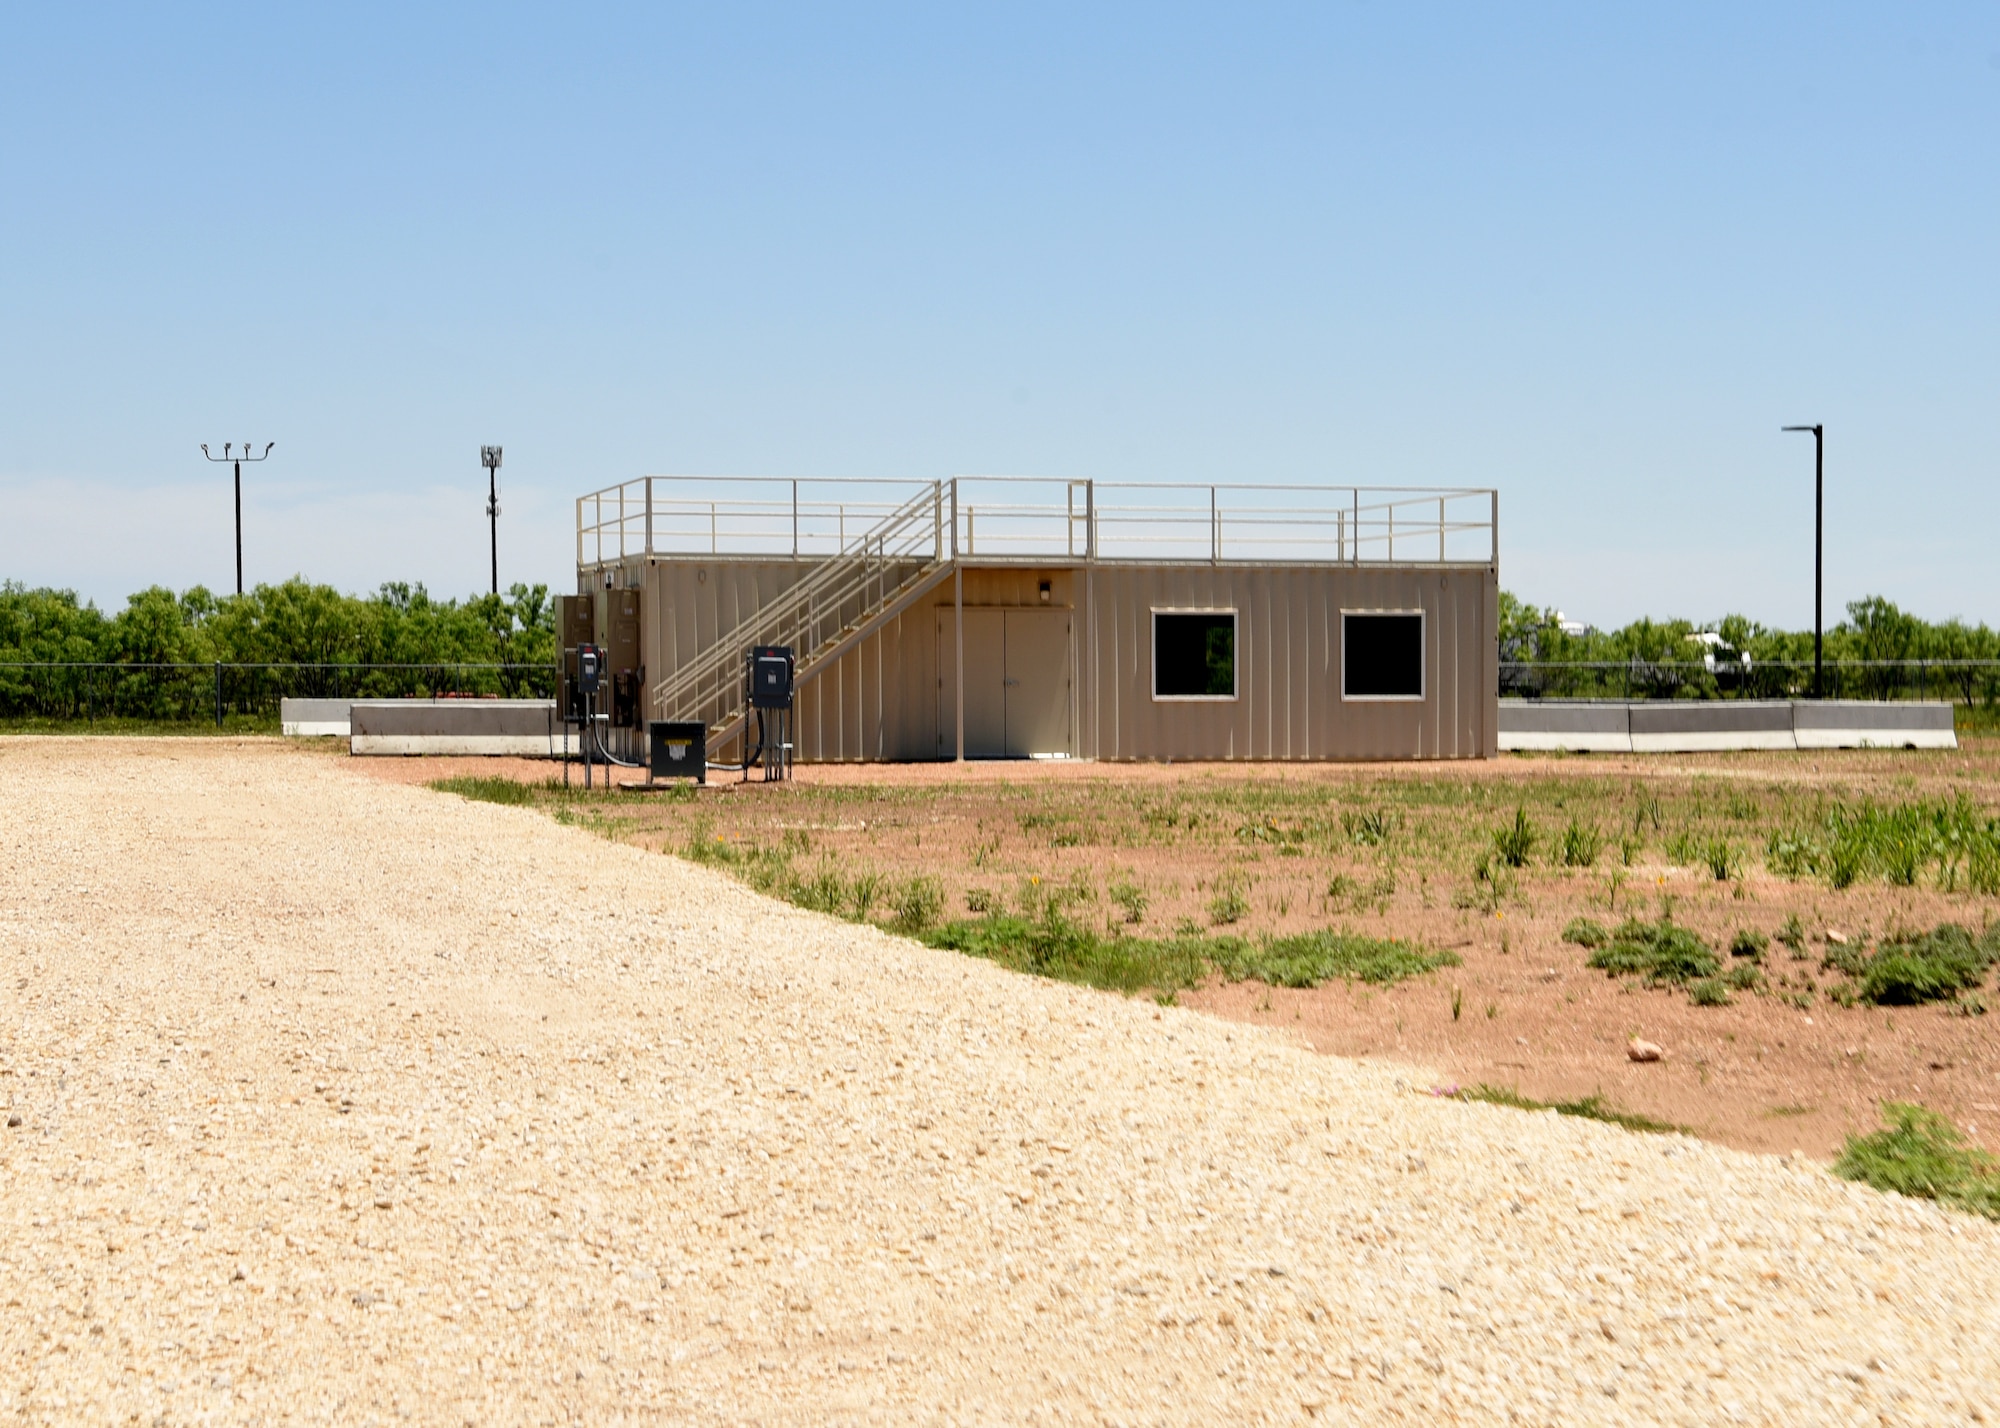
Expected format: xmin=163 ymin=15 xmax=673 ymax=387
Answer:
xmin=0 ymin=577 xmax=557 ymax=668
xmin=1501 ymin=593 xmax=2000 ymax=704
xmin=0 ymin=578 xmax=560 ymax=720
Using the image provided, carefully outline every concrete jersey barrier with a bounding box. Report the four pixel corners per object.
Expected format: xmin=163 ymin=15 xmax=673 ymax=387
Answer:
xmin=279 ymin=698 xmax=356 ymax=737
xmin=347 ymin=699 xmax=577 ymax=757
xmin=1499 ymin=700 xmax=1956 ymax=754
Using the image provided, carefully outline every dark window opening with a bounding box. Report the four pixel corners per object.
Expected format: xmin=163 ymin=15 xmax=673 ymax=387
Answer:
xmin=1154 ymin=612 xmax=1236 ymax=698
xmin=1343 ymin=612 xmax=1423 ymax=698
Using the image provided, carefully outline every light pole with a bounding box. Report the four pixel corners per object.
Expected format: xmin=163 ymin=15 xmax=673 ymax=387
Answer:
xmin=200 ymin=442 xmax=274 ymax=595
xmin=481 ymin=445 xmax=503 ymax=595
xmin=1781 ymin=423 xmax=1824 ymax=698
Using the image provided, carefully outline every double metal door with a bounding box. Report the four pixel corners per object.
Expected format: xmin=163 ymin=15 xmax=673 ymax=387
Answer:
xmin=936 ymin=608 xmax=1072 ymax=758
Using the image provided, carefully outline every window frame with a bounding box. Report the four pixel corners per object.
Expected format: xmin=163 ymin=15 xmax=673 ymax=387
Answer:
xmin=1150 ymin=606 xmax=1240 ymax=702
xmin=1340 ymin=607 xmax=1427 ymax=702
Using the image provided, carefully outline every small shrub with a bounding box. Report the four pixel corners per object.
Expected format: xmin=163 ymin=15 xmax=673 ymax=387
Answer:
xmin=1724 ymin=963 xmax=1764 ymax=992
xmin=1618 ymin=835 xmax=1641 ymax=867
xmin=1491 ymin=808 xmax=1537 ymax=868
xmin=1688 ymin=978 xmax=1731 ymax=1007
xmin=964 ymin=887 xmax=994 ymax=914
xmin=1729 ymin=928 xmax=1769 ymax=960
xmin=1343 ymin=808 xmax=1398 ymax=847
xmin=1558 ymin=818 xmax=1603 ymax=868
xmin=1826 ymin=838 xmax=1865 ymax=891
xmin=1325 ymin=873 xmax=1357 ymax=907
xmin=889 ymin=876 xmax=944 ymax=932
xmin=1663 ymin=829 xmax=1700 ymax=867
xmin=1765 ymin=831 xmax=1821 ymax=880
xmin=1777 ymin=913 xmax=1806 ymax=956
xmin=850 ymin=871 xmax=884 ymax=920
xmin=1820 ymin=938 xmax=1870 ymax=979
xmin=1207 ymin=874 xmax=1250 ymax=926
xmin=1703 ymin=839 xmax=1737 ymax=882
xmin=1586 ymin=916 xmax=1721 ymax=991
xmin=1853 ymin=924 xmax=2000 ymax=1006
xmin=1834 ymin=1102 xmax=2000 ymax=1219
xmin=790 ymin=864 xmax=850 ymax=916
xmin=1562 ymin=916 xmax=1610 ymax=949
xmin=1108 ymin=878 xmax=1149 ymax=925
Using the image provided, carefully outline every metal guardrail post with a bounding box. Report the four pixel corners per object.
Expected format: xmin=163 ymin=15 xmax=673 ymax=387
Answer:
xmin=792 ymin=479 xmax=799 ymax=559
xmin=1352 ymin=489 xmax=1360 ymax=564
xmin=1439 ymin=497 xmax=1446 ymax=562
xmin=1490 ymin=489 xmax=1499 ymax=567
xmin=645 ymin=477 xmax=653 ymax=556
xmin=1209 ymin=486 xmax=1218 ymax=563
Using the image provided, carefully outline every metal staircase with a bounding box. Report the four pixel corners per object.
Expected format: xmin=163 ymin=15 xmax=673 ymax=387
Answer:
xmin=648 ymin=481 xmax=951 ymax=752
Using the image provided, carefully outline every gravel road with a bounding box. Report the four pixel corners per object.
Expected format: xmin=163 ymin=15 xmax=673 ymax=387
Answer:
xmin=4 ymin=739 xmax=1998 ymax=1425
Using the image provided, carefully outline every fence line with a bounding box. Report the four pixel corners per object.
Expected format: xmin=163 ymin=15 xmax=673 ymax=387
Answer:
xmin=0 ymin=662 xmax=556 ymax=725
xmin=1501 ymin=659 xmax=2000 ymax=705
xmin=2 ymin=658 xmax=1993 ymax=726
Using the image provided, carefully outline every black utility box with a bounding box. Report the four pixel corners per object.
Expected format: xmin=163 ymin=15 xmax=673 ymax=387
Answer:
xmin=748 ymin=645 xmax=795 ymax=709
xmin=647 ymin=721 xmax=707 ymax=783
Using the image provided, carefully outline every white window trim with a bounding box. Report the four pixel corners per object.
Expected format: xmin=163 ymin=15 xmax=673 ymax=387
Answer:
xmin=1340 ymin=607 xmax=1426 ymax=702
xmin=1150 ymin=606 xmax=1239 ymax=702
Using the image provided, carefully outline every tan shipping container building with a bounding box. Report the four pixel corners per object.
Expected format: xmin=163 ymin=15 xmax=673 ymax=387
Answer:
xmin=573 ymin=477 xmax=1498 ymax=764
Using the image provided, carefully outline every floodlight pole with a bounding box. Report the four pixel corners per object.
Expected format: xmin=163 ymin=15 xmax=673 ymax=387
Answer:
xmin=481 ymin=445 xmax=503 ymax=595
xmin=200 ymin=442 xmax=275 ymax=595
xmin=1781 ymin=424 xmax=1824 ymax=698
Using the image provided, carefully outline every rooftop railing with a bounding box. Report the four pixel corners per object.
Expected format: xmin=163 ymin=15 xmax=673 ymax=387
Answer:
xmin=577 ymin=476 xmax=1497 ymax=568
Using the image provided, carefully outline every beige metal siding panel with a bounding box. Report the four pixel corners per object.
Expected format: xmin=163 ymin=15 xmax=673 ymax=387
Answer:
xmin=633 ymin=556 xmax=1495 ymax=763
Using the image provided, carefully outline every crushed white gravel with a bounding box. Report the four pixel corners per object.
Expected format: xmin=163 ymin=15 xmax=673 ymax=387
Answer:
xmin=3 ymin=738 xmax=1999 ymax=1425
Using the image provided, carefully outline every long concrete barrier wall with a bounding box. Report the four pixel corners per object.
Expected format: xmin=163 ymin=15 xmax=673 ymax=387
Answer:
xmin=341 ymin=699 xmax=578 ymax=757
xmin=1499 ymin=700 xmax=1956 ymax=754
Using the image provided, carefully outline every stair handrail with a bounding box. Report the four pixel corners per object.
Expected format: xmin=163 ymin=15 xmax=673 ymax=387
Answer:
xmin=649 ymin=481 xmax=944 ymax=727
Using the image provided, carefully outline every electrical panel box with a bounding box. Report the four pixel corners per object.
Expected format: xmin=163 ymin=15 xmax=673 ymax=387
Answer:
xmin=577 ymin=643 xmax=604 ymax=695
xmin=748 ymin=645 xmax=795 ymax=709
xmin=607 ymin=588 xmax=644 ymax=728
xmin=559 ymin=594 xmax=595 ymax=650
xmin=648 ymin=720 xmax=706 ymax=783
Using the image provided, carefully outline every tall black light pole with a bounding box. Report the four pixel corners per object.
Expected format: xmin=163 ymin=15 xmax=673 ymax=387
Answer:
xmin=481 ymin=445 xmax=503 ymax=596
xmin=1781 ymin=424 xmax=1824 ymax=698
xmin=200 ymin=441 xmax=275 ymax=595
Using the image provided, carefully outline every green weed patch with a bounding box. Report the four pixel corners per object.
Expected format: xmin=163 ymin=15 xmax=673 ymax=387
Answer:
xmin=1456 ymin=1085 xmax=1685 ymax=1135
xmin=1212 ymin=931 xmax=1460 ymax=988
xmin=1834 ymin=1102 xmax=2000 ymax=1219
xmin=428 ymin=774 xmax=543 ymax=806
xmin=1584 ymin=916 xmax=1724 ymax=1005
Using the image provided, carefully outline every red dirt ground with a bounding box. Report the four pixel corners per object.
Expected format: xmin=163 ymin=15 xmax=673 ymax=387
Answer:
xmin=348 ymin=739 xmax=2000 ymax=1161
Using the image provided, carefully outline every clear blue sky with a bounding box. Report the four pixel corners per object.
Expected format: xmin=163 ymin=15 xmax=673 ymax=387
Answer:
xmin=2 ymin=4 xmax=1995 ymax=628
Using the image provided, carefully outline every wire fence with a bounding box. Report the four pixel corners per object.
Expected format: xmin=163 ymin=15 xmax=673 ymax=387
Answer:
xmin=0 ymin=662 xmax=557 ymax=725
xmin=1500 ymin=659 xmax=2000 ymax=705
xmin=3 ymin=657 xmax=1995 ymax=727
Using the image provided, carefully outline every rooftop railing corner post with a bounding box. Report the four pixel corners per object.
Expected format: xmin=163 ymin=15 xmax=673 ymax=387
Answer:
xmin=1491 ymin=488 xmax=1500 ymax=568
xmin=1086 ymin=479 xmax=1096 ymax=561
xmin=1352 ymin=489 xmax=1360 ymax=565
xmin=792 ymin=479 xmax=799 ymax=559
xmin=644 ymin=477 xmax=654 ymax=557
xmin=1439 ymin=496 xmax=1446 ymax=563
xmin=949 ymin=479 xmax=959 ymax=562
xmin=1209 ymin=485 xmax=1218 ymax=564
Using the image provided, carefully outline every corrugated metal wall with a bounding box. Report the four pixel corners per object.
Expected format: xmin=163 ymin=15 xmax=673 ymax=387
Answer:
xmin=1080 ymin=564 xmax=1494 ymax=761
xmin=626 ymin=558 xmax=1494 ymax=762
